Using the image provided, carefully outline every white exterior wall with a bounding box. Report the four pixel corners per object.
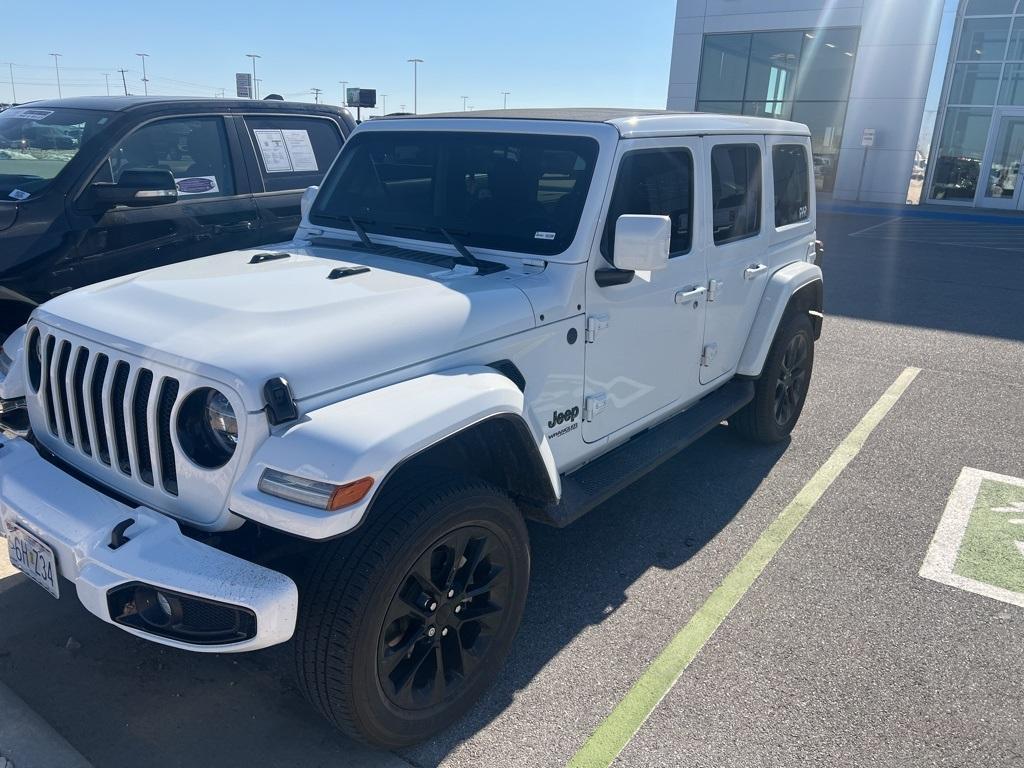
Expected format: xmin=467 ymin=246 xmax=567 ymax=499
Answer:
xmin=668 ymin=0 xmax=946 ymax=204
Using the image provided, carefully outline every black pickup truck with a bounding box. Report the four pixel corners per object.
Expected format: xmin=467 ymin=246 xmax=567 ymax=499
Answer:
xmin=0 ymin=97 xmax=355 ymax=334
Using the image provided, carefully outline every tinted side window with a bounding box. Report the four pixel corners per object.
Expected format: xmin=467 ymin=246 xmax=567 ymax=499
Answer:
xmin=773 ymin=144 xmax=810 ymax=228
xmin=711 ymin=144 xmax=761 ymax=245
xmin=244 ymin=116 xmax=343 ymax=193
xmin=603 ymin=148 xmax=693 ymax=260
xmin=94 ymin=117 xmax=235 ymax=199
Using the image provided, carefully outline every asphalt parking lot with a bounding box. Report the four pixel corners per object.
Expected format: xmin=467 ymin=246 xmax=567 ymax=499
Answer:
xmin=2 ymin=206 xmax=1023 ymax=767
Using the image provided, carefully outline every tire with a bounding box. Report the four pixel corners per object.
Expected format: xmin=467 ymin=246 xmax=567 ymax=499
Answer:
xmin=293 ymin=472 xmax=530 ymax=749
xmin=730 ymin=311 xmax=815 ymax=444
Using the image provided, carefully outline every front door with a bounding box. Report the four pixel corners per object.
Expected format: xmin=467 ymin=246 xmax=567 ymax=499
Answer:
xmin=70 ymin=115 xmax=257 ymax=289
xmin=976 ymin=110 xmax=1024 ymax=211
xmin=583 ymin=138 xmax=708 ymax=443
xmin=700 ymin=136 xmax=771 ymax=384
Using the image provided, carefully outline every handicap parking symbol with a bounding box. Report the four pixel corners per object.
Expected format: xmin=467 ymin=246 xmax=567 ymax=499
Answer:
xmin=920 ymin=467 xmax=1024 ymax=608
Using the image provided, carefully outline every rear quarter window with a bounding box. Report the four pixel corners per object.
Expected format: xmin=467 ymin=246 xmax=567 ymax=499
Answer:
xmin=773 ymin=144 xmax=810 ymax=228
xmin=244 ymin=116 xmax=343 ymax=193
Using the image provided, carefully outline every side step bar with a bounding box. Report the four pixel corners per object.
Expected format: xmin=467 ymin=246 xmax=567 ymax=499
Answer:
xmin=534 ymin=379 xmax=755 ymax=528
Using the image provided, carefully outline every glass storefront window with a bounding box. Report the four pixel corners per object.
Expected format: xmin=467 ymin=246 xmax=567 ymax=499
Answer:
xmin=948 ymin=63 xmax=1003 ymax=104
xmin=791 ymin=101 xmax=847 ymax=193
xmin=794 ymin=28 xmax=859 ymax=101
xmin=964 ymin=0 xmax=1016 ymax=15
xmin=929 ymin=107 xmax=993 ymax=200
xmin=742 ymin=101 xmax=793 ymax=120
xmin=697 ymin=101 xmax=744 ymax=116
xmin=698 ymin=34 xmax=752 ymax=103
xmin=957 ymin=17 xmax=1012 ymax=60
xmin=999 ymin=63 xmax=1024 ymax=104
xmin=982 ymin=116 xmax=1024 ymax=199
xmin=1008 ymin=18 xmax=1024 ymax=61
xmin=744 ymin=32 xmax=803 ymax=104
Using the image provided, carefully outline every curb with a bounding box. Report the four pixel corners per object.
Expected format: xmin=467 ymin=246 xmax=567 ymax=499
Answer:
xmin=0 ymin=681 xmax=92 ymax=768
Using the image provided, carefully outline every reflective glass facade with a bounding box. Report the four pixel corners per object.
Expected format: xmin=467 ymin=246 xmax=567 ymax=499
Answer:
xmin=696 ymin=28 xmax=859 ymax=193
xmin=928 ymin=0 xmax=1024 ymax=203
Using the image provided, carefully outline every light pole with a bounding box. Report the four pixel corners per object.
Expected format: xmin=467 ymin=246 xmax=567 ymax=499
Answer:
xmin=400 ymin=104 xmax=406 ymax=113
xmin=380 ymin=93 xmax=387 ymax=115
xmin=136 ymin=53 xmax=149 ymax=95
xmin=7 ymin=63 xmax=15 ymax=103
xmin=407 ymin=58 xmax=423 ymax=114
xmin=339 ymin=80 xmax=349 ymax=107
xmin=461 ymin=95 xmax=468 ymax=111
xmin=246 ymin=53 xmax=260 ymax=98
xmin=502 ymin=91 xmax=510 ymax=109
xmin=49 ymin=53 xmax=62 ymax=98
xmin=103 ymin=73 xmax=111 ymax=96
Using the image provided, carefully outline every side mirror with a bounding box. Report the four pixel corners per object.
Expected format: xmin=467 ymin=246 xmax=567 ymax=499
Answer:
xmin=91 ymin=169 xmax=178 ymax=208
xmin=300 ymin=185 xmax=319 ymax=221
xmin=612 ymin=214 xmax=671 ymax=272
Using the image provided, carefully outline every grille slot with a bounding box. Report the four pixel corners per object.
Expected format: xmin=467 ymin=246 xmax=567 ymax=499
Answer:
xmin=31 ymin=329 xmax=184 ymax=500
xmin=133 ymin=369 xmax=154 ymax=486
xmin=72 ymin=347 xmax=91 ymax=456
xmin=157 ymin=379 xmax=180 ymax=496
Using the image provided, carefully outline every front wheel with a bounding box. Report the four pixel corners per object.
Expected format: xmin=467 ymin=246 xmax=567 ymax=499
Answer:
xmin=730 ymin=312 xmax=815 ymax=443
xmin=294 ymin=473 xmax=530 ymax=749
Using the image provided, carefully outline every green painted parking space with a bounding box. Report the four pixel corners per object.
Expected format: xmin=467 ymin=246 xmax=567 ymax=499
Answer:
xmin=921 ymin=468 xmax=1024 ymax=608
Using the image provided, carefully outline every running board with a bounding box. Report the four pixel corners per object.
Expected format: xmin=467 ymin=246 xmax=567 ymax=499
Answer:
xmin=533 ymin=379 xmax=754 ymax=528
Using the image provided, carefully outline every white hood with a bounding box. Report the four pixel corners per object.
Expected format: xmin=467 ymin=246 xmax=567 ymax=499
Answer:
xmin=35 ymin=243 xmax=535 ymax=408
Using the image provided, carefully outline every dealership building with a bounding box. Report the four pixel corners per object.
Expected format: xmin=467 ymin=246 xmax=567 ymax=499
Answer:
xmin=668 ymin=0 xmax=1024 ymax=210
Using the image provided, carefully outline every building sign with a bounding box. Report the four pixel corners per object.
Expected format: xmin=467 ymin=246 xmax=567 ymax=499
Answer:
xmin=236 ymin=72 xmax=253 ymax=99
xmin=920 ymin=467 xmax=1024 ymax=608
xmin=346 ymin=88 xmax=377 ymax=108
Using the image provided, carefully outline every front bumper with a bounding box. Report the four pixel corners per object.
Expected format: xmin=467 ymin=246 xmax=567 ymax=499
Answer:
xmin=0 ymin=435 xmax=298 ymax=652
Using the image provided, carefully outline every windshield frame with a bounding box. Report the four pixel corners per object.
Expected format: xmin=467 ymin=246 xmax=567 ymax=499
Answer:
xmin=0 ymin=106 xmax=118 ymax=201
xmin=309 ymin=129 xmax=602 ymax=258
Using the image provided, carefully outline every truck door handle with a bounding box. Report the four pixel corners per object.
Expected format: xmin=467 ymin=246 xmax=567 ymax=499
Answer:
xmin=214 ymin=221 xmax=255 ymax=235
xmin=675 ymin=285 xmax=707 ymax=304
xmin=743 ymin=263 xmax=768 ymax=280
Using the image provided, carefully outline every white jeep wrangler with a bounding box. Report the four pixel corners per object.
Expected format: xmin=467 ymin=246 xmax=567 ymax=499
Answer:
xmin=0 ymin=109 xmax=822 ymax=748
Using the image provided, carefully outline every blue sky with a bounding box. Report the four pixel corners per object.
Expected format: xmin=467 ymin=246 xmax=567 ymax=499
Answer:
xmin=4 ymin=0 xmax=678 ymax=113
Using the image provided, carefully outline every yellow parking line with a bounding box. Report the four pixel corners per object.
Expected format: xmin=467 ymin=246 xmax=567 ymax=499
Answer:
xmin=568 ymin=366 xmax=922 ymax=768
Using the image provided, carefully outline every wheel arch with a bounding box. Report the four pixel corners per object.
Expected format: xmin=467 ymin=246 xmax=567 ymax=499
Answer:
xmin=737 ymin=262 xmax=822 ymax=378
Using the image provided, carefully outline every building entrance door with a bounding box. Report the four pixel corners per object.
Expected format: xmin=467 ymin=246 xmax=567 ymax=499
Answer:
xmin=976 ymin=109 xmax=1024 ymax=211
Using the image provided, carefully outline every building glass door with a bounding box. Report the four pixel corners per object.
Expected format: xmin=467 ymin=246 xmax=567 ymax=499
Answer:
xmin=977 ymin=109 xmax=1024 ymax=208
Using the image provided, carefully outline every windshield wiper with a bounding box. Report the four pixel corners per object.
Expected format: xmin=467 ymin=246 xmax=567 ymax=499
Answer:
xmin=347 ymin=216 xmax=376 ymax=249
xmin=393 ymin=224 xmax=485 ymax=272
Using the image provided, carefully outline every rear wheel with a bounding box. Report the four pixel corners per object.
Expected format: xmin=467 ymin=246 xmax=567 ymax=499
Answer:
xmin=294 ymin=473 xmax=529 ymax=749
xmin=731 ymin=312 xmax=814 ymax=443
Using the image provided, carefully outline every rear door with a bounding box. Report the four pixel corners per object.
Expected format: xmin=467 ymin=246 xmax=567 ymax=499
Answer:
xmin=237 ymin=114 xmax=345 ymax=242
xmin=700 ymin=136 xmax=771 ymax=384
xmin=71 ymin=115 xmax=258 ymax=287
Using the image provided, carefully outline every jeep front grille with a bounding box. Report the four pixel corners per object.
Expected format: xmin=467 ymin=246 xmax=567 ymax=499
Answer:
xmin=37 ymin=333 xmax=180 ymax=496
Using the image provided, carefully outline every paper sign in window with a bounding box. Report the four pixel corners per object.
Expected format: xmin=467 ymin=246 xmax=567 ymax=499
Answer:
xmin=282 ymin=130 xmax=318 ymax=172
xmin=253 ymin=129 xmax=294 ymax=172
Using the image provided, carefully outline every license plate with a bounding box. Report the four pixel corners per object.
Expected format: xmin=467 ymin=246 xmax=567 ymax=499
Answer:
xmin=7 ymin=525 xmax=60 ymax=599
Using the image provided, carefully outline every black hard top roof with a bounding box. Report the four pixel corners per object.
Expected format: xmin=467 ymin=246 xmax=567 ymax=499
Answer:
xmin=12 ymin=95 xmax=350 ymax=116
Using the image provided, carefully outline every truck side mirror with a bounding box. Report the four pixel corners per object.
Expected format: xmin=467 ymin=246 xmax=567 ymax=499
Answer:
xmin=612 ymin=214 xmax=671 ymax=272
xmin=300 ymin=185 xmax=319 ymax=221
xmin=91 ymin=169 xmax=178 ymax=208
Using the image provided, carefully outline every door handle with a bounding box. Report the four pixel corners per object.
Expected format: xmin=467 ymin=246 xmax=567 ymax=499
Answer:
xmin=213 ymin=220 xmax=255 ymax=235
xmin=675 ymin=285 xmax=707 ymax=304
xmin=743 ymin=263 xmax=769 ymax=280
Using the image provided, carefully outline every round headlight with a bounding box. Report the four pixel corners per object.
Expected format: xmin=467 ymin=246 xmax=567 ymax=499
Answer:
xmin=177 ymin=387 xmax=238 ymax=469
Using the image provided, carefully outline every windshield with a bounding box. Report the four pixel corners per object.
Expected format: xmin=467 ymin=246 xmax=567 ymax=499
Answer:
xmin=0 ymin=106 xmax=116 ymax=199
xmin=310 ymin=130 xmax=599 ymax=256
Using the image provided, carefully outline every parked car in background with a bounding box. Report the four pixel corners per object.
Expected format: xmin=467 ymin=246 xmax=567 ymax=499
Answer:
xmin=0 ymin=97 xmax=355 ymax=335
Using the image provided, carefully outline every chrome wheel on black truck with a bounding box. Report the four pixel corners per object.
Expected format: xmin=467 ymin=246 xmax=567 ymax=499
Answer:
xmin=294 ymin=473 xmax=530 ymax=749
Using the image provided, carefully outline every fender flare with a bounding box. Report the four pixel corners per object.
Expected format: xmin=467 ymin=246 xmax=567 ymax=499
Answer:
xmin=229 ymin=366 xmax=559 ymax=540
xmin=736 ymin=261 xmax=823 ymax=378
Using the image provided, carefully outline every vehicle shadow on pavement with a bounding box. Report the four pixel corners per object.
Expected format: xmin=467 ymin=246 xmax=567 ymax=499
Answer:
xmin=819 ymin=212 xmax=1024 ymax=342
xmin=0 ymin=427 xmax=785 ymax=768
